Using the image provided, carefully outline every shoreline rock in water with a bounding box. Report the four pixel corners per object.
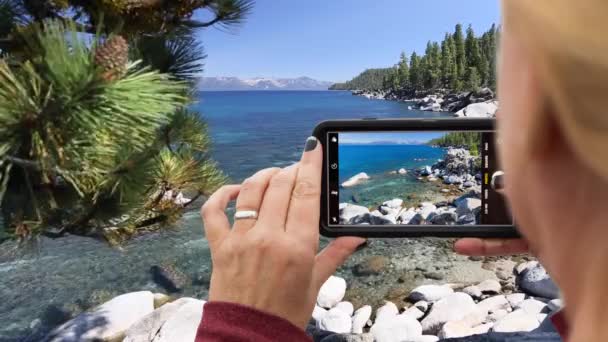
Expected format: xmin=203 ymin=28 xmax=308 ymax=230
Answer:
xmin=350 ymin=88 xmax=498 ymax=118
xmin=342 ymin=172 xmax=371 ymax=188
xmin=40 ymin=259 xmax=560 ymax=341
xmin=340 ymin=147 xmax=482 ymax=226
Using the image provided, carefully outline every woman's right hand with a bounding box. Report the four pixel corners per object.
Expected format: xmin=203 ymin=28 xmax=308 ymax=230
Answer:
xmin=454 ymin=238 xmax=529 ymax=256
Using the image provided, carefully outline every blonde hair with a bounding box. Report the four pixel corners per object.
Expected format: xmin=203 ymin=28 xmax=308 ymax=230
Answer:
xmin=503 ymin=0 xmax=608 ymax=180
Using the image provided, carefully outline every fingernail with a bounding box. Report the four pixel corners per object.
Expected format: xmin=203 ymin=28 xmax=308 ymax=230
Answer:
xmin=304 ymin=137 xmax=318 ymax=152
xmin=491 ymin=172 xmax=504 ymax=191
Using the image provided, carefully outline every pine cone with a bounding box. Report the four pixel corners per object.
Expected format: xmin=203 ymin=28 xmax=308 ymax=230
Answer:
xmin=94 ymin=36 xmax=129 ymax=82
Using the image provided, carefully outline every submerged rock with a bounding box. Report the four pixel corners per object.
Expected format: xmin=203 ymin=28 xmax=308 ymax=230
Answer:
xmin=342 ymin=173 xmax=370 ymax=188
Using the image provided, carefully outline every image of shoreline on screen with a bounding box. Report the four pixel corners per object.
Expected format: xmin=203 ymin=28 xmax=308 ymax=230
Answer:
xmin=334 ymin=131 xmax=511 ymax=226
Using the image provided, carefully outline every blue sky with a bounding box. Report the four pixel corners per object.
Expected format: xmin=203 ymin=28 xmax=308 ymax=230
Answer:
xmin=340 ymin=132 xmax=445 ymax=145
xmin=195 ymin=0 xmax=500 ymax=82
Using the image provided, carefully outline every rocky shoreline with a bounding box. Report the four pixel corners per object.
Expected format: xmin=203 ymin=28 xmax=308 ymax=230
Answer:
xmin=340 ymin=147 xmax=482 ymax=226
xmin=351 ymin=88 xmax=498 ymax=118
xmin=37 ymin=260 xmax=560 ymax=342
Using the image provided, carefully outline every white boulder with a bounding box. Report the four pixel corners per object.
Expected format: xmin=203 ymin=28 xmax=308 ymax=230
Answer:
xmin=492 ymin=309 xmax=540 ymax=333
xmin=340 ymin=204 xmax=370 ymax=224
xmin=477 ymin=295 xmax=510 ymax=315
xmin=421 ymin=293 xmax=478 ymax=334
xmin=515 ymin=299 xmax=547 ymax=315
xmin=151 ymin=299 xmax=205 ymax=342
xmin=398 ymin=168 xmax=408 ymax=175
xmin=401 ymin=306 xmax=425 ymax=320
xmin=383 ymin=199 xmax=403 ymax=209
xmin=341 ymin=172 xmax=370 ymax=188
xmin=462 ymin=286 xmax=482 ymax=299
xmin=370 ymin=315 xmax=422 ymax=342
xmin=335 ymin=301 xmax=354 ymax=316
xmin=454 ymin=101 xmax=498 ymax=118
xmin=318 ymin=276 xmax=347 ymax=308
xmin=313 ymin=305 xmax=328 ymax=322
xmin=414 ymin=301 xmax=429 ymax=313
xmin=506 ymin=293 xmax=526 ymax=308
xmin=477 ymin=279 xmax=502 ymax=294
xmin=49 ymin=291 xmax=155 ymax=342
xmin=352 ymin=305 xmax=372 ymax=334
xmin=317 ymin=308 xmax=352 ymax=334
xmin=375 ymin=301 xmax=399 ymax=322
xmin=124 ymin=297 xmax=197 ymax=342
xmin=409 ymin=284 xmax=454 ymax=302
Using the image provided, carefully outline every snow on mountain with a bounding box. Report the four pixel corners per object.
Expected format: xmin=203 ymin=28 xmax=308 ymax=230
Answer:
xmin=198 ymin=76 xmax=333 ymax=91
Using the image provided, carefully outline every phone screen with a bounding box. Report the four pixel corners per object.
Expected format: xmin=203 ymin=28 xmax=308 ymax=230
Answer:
xmin=326 ymin=130 xmax=513 ymax=227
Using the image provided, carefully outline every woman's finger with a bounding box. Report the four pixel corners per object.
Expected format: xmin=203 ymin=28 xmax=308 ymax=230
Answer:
xmin=454 ymin=238 xmax=529 ymax=256
xmin=233 ymin=167 xmax=281 ymax=234
xmin=257 ymin=163 xmax=299 ymax=231
xmin=286 ymin=137 xmax=323 ymax=244
xmin=312 ymin=237 xmax=366 ymax=290
xmin=201 ymin=185 xmax=241 ymax=251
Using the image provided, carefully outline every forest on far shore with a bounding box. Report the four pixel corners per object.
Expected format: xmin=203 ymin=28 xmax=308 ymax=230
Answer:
xmin=330 ymin=24 xmax=499 ymax=95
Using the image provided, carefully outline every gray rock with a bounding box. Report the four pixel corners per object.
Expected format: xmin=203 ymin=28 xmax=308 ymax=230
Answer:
xmin=421 ymin=166 xmax=433 ymax=176
xmin=515 ymin=261 xmax=539 ymax=275
xmin=398 ymin=209 xmax=418 ymax=224
xmin=456 ymin=198 xmax=482 ymax=217
xmin=421 ymin=293 xmax=478 ymax=334
xmin=408 ymin=285 xmax=454 ymax=303
xmin=353 ymin=256 xmax=389 ymax=276
xmin=48 ymin=291 xmax=155 ymax=342
xmin=428 ymin=212 xmax=457 ymax=225
xmin=516 ymin=264 xmax=560 ymax=299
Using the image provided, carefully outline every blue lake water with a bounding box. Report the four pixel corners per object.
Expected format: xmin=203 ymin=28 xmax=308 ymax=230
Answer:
xmin=338 ymin=144 xmax=447 ymax=208
xmin=0 ymin=91 xmax=452 ymax=340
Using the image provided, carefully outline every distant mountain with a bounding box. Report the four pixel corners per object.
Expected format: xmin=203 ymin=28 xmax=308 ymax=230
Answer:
xmin=198 ymin=76 xmax=333 ymax=91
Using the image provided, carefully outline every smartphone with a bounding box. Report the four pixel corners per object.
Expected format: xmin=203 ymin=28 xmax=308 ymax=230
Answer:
xmin=313 ymin=118 xmax=519 ymax=238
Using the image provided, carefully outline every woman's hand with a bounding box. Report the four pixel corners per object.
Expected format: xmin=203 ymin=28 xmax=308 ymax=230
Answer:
xmin=454 ymin=238 xmax=529 ymax=256
xmin=201 ymin=137 xmax=365 ymax=329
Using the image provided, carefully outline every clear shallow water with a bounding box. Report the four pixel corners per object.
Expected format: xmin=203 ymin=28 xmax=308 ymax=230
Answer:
xmin=339 ymin=144 xmax=447 ymax=208
xmin=0 ymin=91 xmax=452 ymax=340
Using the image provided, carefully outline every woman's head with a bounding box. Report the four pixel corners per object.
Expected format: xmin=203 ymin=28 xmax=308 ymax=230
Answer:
xmin=498 ymin=0 xmax=608 ymax=314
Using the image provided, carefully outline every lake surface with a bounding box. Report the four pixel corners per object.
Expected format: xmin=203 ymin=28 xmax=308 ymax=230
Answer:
xmin=0 ymin=91 xmax=452 ymax=340
xmin=339 ymin=144 xmax=447 ymax=208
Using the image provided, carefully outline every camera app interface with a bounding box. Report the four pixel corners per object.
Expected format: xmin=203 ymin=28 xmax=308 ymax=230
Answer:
xmin=327 ymin=131 xmax=512 ymax=227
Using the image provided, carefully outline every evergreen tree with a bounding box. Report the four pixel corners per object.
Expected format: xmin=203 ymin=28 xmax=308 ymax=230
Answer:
xmin=441 ymin=34 xmax=456 ymax=89
xmin=409 ymin=51 xmax=423 ymax=91
xmin=397 ymin=51 xmax=410 ymax=90
xmin=465 ymin=66 xmax=481 ymax=91
xmin=453 ymin=24 xmax=467 ymax=82
xmin=0 ymin=1 xmax=254 ymax=244
xmin=465 ymin=25 xmax=484 ymax=82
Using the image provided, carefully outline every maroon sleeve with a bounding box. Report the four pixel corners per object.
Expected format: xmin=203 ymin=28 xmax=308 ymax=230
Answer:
xmin=196 ymin=301 xmax=312 ymax=342
xmin=550 ymin=310 xmax=569 ymax=340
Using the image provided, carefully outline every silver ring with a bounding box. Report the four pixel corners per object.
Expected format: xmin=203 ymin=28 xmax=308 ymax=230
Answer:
xmin=234 ymin=210 xmax=258 ymax=220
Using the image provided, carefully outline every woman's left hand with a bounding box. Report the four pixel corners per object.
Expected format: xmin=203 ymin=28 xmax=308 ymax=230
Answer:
xmin=201 ymin=137 xmax=365 ymax=329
